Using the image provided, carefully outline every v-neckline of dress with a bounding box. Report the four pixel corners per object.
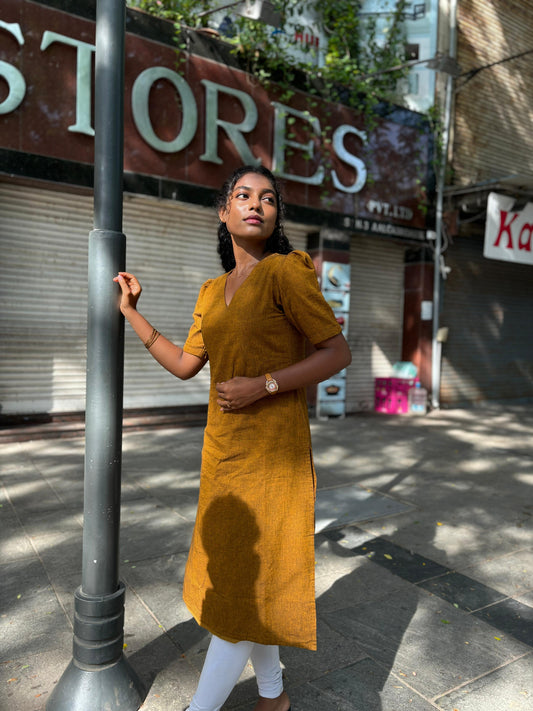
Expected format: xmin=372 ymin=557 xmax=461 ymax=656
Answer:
xmin=224 ymin=254 xmax=275 ymax=308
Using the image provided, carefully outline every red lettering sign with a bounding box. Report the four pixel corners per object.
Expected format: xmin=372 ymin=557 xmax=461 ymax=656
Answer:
xmin=493 ymin=211 xmax=518 ymax=249
xmin=484 ymin=192 xmax=533 ymax=266
xmin=518 ymin=223 xmax=533 ymax=252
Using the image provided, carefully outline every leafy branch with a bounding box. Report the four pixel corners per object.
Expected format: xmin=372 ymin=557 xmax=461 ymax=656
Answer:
xmin=128 ymin=0 xmax=411 ymax=109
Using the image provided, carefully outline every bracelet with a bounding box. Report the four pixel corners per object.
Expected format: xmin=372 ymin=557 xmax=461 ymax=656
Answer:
xmin=144 ymin=328 xmax=161 ymax=350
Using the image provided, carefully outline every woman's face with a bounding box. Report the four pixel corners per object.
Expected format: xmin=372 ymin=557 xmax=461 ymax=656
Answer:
xmin=219 ymin=172 xmax=278 ymax=243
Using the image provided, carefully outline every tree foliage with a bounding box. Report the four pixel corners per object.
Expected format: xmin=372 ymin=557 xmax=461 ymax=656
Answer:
xmin=128 ymin=0 xmax=411 ymax=110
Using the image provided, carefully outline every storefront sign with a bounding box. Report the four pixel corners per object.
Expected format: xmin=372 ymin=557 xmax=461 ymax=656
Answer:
xmin=0 ymin=0 xmax=430 ymax=232
xmin=484 ymin=192 xmax=533 ymax=266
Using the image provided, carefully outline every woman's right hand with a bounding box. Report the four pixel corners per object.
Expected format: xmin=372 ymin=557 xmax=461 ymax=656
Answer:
xmin=113 ymin=271 xmax=142 ymax=314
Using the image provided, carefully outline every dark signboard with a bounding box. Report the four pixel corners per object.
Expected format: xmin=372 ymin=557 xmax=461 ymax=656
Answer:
xmin=1 ymin=0 xmax=431 ymax=235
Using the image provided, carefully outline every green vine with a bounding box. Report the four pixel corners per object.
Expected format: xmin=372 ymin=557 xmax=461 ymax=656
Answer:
xmin=129 ymin=0 xmax=410 ymax=108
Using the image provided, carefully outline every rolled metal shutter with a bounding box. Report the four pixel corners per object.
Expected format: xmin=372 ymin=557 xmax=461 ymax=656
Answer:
xmin=346 ymin=236 xmax=406 ymax=412
xmin=120 ymin=193 xmax=220 ymax=410
xmin=0 ymin=182 xmax=310 ymax=415
xmin=284 ymin=223 xmax=310 ymax=253
xmin=1 ymin=183 xmax=93 ymax=415
xmin=440 ymin=237 xmax=533 ymax=404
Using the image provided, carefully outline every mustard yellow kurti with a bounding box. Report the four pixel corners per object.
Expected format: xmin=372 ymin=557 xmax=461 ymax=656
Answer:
xmin=182 ymin=250 xmax=341 ymax=650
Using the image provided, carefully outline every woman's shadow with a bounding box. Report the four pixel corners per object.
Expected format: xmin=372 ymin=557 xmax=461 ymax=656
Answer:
xmin=129 ymin=494 xmax=275 ymax=700
xmin=192 ymin=493 xmax=274 ymax=645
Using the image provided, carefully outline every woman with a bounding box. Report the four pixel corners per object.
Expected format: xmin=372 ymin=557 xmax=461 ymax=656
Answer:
xmin=114 ymin=165 xmax=351 ymax=711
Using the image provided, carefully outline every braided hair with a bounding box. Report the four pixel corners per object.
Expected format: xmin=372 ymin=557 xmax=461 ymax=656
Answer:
xmin=216 ymin=165 xmax=294 ymax=272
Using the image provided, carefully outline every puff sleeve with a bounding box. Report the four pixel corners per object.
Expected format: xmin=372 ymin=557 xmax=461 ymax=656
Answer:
xmin=274 ymin=251 xmax=342 ymax=345
xmin=182 ymin=279 xmax=213 ymax=360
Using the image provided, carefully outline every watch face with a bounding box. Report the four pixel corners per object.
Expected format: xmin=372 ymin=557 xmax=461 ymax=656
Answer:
xmin=267 ymin=380 xmax=278 ymax=392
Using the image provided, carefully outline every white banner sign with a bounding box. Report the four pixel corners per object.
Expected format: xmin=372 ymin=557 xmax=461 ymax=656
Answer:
xmin=484 ymin=192 xmax=533 ymax=265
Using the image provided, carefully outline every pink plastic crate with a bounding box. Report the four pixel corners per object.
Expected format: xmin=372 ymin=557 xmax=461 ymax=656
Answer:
xmin=374 ymin=377 xmax=419 ymax=414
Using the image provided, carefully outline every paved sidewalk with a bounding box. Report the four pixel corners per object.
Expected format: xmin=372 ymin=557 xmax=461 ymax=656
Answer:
xmin=1 ymin=405 xmax=532 ymax=711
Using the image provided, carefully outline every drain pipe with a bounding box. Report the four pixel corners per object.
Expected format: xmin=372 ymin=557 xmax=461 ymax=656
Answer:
xmin=431 ymin=0 xmax=457 ymax=409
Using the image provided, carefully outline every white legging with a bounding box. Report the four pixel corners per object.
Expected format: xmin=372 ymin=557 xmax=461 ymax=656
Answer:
xmin=188 ymin=634 xmax=284 ymax=711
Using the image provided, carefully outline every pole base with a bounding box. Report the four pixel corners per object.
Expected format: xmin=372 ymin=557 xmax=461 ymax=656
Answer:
xmin=46 ymin=655 xmax=145 ymax=711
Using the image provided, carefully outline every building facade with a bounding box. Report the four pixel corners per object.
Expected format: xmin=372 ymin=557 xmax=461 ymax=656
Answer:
xmin=438 ymin=0 xmax=533 ymax=405
xmin=1 ymin=0 xmax=438 ymax=421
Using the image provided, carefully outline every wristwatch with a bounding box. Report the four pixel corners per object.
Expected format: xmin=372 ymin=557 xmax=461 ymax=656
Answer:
xmin=265 ymin=373 xmax=279 ymax=395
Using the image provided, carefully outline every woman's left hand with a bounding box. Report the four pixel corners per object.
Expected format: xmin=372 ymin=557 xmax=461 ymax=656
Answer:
xmin=216 ymin=376 xmax=265 ymax=412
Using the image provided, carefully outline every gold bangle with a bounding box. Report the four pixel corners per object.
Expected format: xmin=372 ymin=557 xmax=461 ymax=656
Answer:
xmin=144 ymin=328 xmax=161 ymax=349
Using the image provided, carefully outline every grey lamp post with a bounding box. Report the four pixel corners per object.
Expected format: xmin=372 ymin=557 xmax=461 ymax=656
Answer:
xmin=46 ymin=0 xmax=144 ymax=708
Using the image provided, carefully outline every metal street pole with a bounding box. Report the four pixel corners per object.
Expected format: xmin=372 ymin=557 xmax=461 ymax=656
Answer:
xmin=47 ymin=0 xmax=144 ymax=708
xmin=431 ymin=0 xmax=457 ymax=409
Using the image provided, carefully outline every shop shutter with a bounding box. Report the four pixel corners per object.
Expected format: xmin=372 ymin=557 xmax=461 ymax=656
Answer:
xmin=440 ymin=237 xmax=533 ymax=404
xmin=346 ymin=236 xmax=406 ymax=412
xmin=0 ymin=183 xmax=310 ymax=415
xmin=1 ymin=184 xmax=94 ymax=415
xmin=284 ymin=223 xmax=310 ymax=253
